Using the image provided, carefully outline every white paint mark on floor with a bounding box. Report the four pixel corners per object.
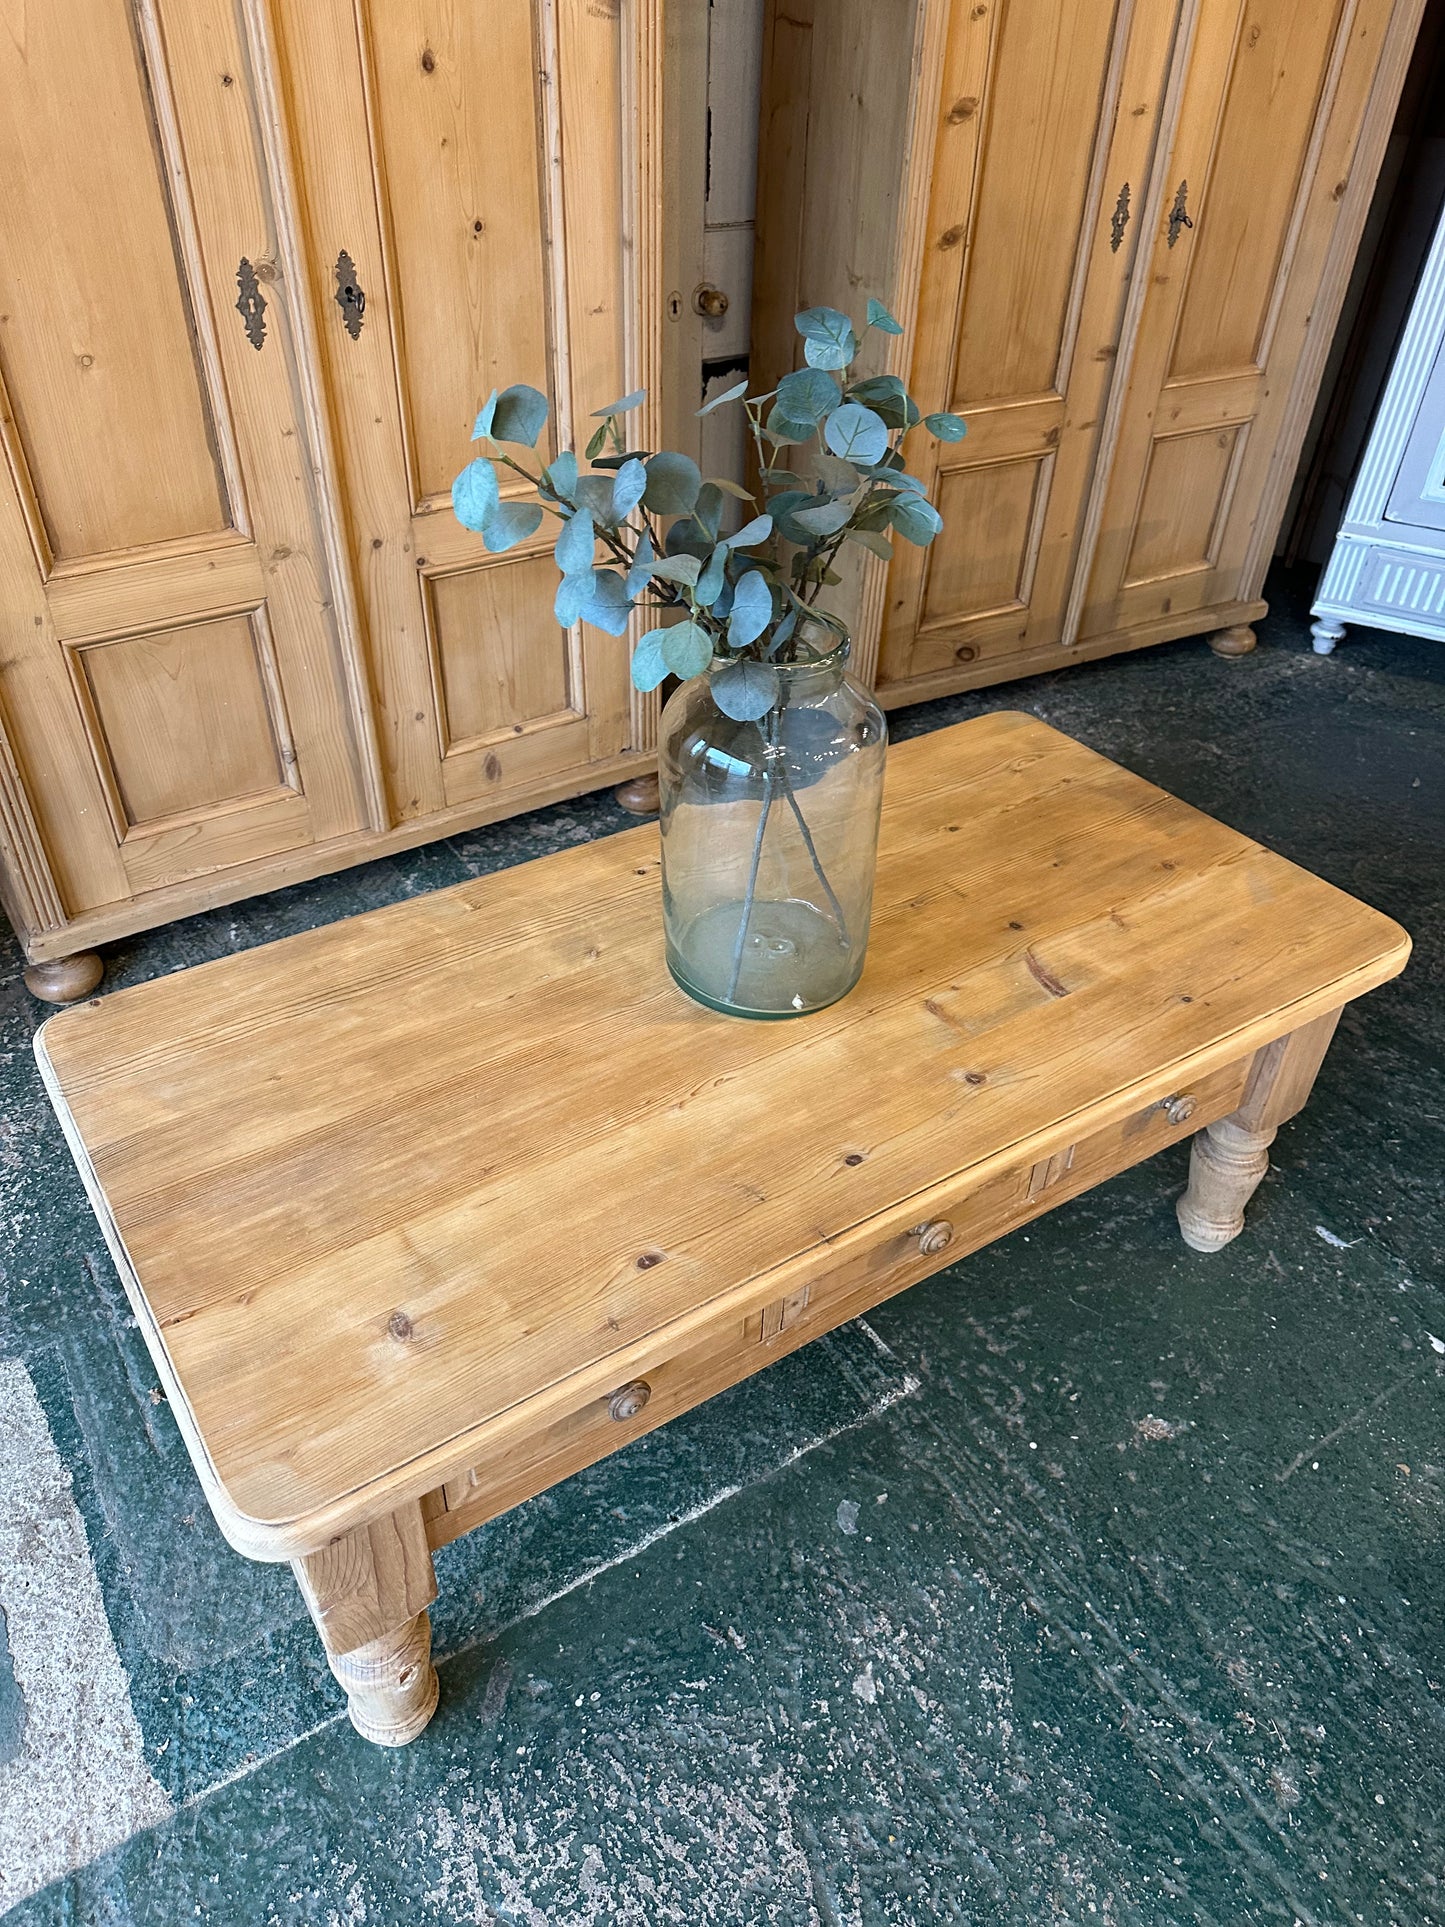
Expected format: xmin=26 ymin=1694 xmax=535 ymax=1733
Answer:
xmin=0 ymin=1356 xmax=172 ymax=1909
xmin=1314 ymin=1225 xmax=1362 ymax=1250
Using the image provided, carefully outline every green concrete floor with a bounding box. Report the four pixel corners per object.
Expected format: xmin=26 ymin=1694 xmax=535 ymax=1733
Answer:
xmin=1 ymin=564 xmax=1441 ymax=1924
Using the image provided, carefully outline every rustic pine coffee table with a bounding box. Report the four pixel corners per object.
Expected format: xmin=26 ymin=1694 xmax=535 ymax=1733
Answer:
xmin=36 ymin=713 xmax=1409 ymax=1746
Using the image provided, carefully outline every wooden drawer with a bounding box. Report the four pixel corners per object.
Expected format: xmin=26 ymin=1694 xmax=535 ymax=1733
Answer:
xmin=424 ymin=1053 xmax=1250 ymax=1549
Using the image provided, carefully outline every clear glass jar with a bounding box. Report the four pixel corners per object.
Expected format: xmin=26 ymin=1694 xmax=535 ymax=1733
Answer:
xmin=657 ymin=632 xmax=887 ymax=1018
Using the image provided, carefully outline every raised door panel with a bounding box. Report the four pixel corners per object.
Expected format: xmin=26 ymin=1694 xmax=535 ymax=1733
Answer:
xmin=273 ymin=0 xmax=651 ymax=826
xmin=876 ymin=0 xmax=1185 ymax=695
xmin=1078 ymin=0 xmax=1402 ymax=640
xmin=0 ymin=0 xmax=369 ymax=930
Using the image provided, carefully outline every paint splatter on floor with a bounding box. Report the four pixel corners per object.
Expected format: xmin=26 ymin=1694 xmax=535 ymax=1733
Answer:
xmin=1 ymin=566 xmax=1442 ymax=1923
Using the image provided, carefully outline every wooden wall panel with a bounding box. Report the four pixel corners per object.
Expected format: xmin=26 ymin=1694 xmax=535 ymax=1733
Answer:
xmin=359 ymin=0 xmax=552 ymax=507
xmin=429 ymin=558 xmax=574 ymax=751
xmin=77 ymin=618 xmax=293 ymax=830
xmin=0 ymin=0 xmax=225 ymax=561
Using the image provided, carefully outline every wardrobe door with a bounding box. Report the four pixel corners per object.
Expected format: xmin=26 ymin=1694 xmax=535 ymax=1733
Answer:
xmin=1076 ymin=0 xmax=1408 ymax=643
xmin=270 ymin=0 xmax=659 ymax=829
xmin=0 ymin=0 xmax=370 ymax=927
xmin=875 ymin=0 xmax=1185 ymax=698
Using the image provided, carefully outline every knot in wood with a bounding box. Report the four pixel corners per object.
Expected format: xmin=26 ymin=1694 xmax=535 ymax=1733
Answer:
xmin=387 ymin=1310 xmax=414 ymax=1342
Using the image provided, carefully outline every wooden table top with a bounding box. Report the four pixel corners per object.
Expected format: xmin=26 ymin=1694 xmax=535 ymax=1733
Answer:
xmin=37 ymin=713 xmax=1409 ymax=1558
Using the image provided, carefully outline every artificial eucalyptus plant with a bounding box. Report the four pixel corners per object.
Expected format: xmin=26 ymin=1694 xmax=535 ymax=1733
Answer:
xmin=451 ymin=299 xmax=963 ymax=720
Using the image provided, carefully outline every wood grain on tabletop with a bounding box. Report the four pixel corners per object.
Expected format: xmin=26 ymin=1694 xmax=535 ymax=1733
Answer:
xmin=38 ymin=713 xmax=1411 ymax=1532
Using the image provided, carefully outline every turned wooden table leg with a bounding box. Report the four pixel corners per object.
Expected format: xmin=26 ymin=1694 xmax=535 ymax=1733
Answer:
xmin=292 ymin=1501 xmax=439 ymax=1746
xmin=1177 ymin=1007 xmax=1341 ymax=1252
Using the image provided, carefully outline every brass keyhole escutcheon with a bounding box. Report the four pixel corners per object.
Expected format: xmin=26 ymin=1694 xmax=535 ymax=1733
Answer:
xmin=911 ymin=1220 xmax=954 ymax=1257
xmin=334 ymin=250 xmax=366 ymax=339
xmin=608 ymin=1379 xmax=652 ymax=1422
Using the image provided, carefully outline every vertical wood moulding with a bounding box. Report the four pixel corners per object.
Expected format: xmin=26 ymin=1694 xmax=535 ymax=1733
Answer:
xmin=134 ymin=0 xmax=252 ymax=541
xmin=1240 ymin=0 xmax=1428 ymax=596
xmin=0 ymin=367 xmax=55 ymax=583
xmin=1060 ymin=0 xmax=1204 ymax=647
xmin=852 ymin=0 xmax=953 ymax=689
xmin=0 ymin=702 xmax=65 ymax=936
xmin=234 ymin=0 xmax=390 ymax=832
xmin=620 ymin=0 xmax=665 ymax=754
xmin=534 ymin=0 xmax=586 ymax=722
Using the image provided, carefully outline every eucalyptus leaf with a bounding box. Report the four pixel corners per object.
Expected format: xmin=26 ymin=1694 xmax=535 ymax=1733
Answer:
xmin=630 ymin=626 xmax=671 ymax=691
xmin=665 ymin=518 xmax=713 ymax=564
xmin=662 ymin=619 xmax=714 ymax=679
xmin=846 ymin=527 xmax=894 ymax=560
xmin=888 ymin=493 xmax=944 ymax=546
xmin=795 ymin=306 xmax=858 ymax=372
xmin=815 ymin=453 xmax=863 ymax=494
xmin=554 ymin=507 xmax=596 ymax=577
xmin=775 ymin=366 xmax=842 ymax=427
xmin=693 ymin=482 xmax=724 ymax=541
xmin=625 ymin=530 xmax=656 ymax=599
xmin=766 ymin=490 xmax=816 ymax=545
xmin=585 ymin=420 xmax=610 ymax=462
xmin=451 ymin=458 xmax=500 ymax=532
xmin=728 ymin=569 xmax=772 ymax=649
xmin=761 ymin=467 xmax=808 ymax=487
xmin=696 ymin=378 xmax=749 ymax=416
xmin=694 ymin=544 xmax=727 ymax=607
xmin=555 ymin=570 xmax=592 ymax=627
xmin=573 ymin=475 xmax=617 ymax=523
xmin=848 ymin=374 xmax=920 ymax=431
xmin=729 ymin=513 xmax=773 ymax=548
xmin=791 ymin=498 xmax=852 ymax=537
xmin=592 ymin=388 xmax=646 ymax=417
xmin=824 ymin=402 xmax=888 ymax=466
xmin=706 ymin=476 xmax=756 ymax=501
xmin=581 ymin=569 xmax=633 ymax=635
xmin=925 ymin=411 xmax=967 ymax=442
xmin=490 ymin=383 xmax=549 ymax=447
xmin=763 ymin=406 xmax=813 ymax=446
xmin=866 ymin=297 xmax=904 ymax=335
xmin=543 ymin=450 xmax=578 ymax=501
xmin=766 ymin=606 xmax=798 ymax=655
xmin=610 ymin=456 xmax=648 ymax=522
xmin=710 ymin=657 xmax=780 ymax=721
xmin=643 ymin=450 xmax=702 ymax=515
xmin=471 ymin=389 xmax=499 ymax=440
xmin=481 ymin=500 xmax=543 ymax=553
xmin=649 ymin=552 xmax=702 ymax=587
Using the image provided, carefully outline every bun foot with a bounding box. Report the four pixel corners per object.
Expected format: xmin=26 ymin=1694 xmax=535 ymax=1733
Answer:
xmin=1208 ymin=625 xmax=1257 ymax=658
xmin=614 ymin=771 xmax=660 ymax=815
xmin=24 ymin=953 xmax=104 ymax=1004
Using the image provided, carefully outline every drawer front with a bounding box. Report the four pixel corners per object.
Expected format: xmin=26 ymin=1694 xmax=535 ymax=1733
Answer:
xmin=424 ymin=1054 xmax=1250 ymax=1548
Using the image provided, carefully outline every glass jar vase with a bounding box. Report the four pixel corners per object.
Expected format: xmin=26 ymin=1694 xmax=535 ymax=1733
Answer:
xmin=657 ymin=631 xmax=887 ymax=1018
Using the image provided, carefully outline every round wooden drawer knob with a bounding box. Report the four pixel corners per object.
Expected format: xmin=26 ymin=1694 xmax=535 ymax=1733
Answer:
xmin=912 ymin=1219 xmax=954 ymax=1257
xmin=608 ymin=1379 xmax=652 ymax=1422
xmin=1162 ymin=1093 xmax=1197 ymax=1125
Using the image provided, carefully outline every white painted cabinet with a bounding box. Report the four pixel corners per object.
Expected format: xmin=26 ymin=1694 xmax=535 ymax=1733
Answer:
xmin=1313 ymin=202 xmax=1445 ymax=649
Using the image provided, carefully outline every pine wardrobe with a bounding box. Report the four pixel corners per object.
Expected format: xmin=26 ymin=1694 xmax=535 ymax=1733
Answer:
xmin=752 ymin=0 xmax=1426 ymax=701
xmin=0 ymin=0 xmax=686 ymax=998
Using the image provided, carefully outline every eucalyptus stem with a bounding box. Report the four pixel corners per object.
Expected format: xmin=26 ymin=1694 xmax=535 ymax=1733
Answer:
xmin=776 ymin=764 xmax=850 ymax=945
xmin=725 ymin=719 xmax=776 ymax=1004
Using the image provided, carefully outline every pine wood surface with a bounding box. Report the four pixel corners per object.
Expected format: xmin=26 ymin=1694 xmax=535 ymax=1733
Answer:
xmin=36 ymin=714 xmax=1409 ymax=1560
